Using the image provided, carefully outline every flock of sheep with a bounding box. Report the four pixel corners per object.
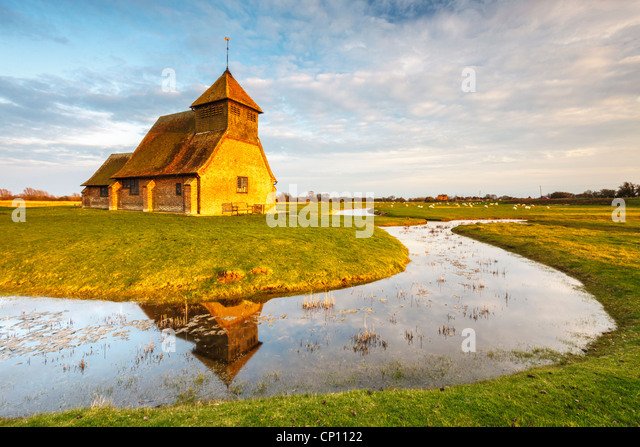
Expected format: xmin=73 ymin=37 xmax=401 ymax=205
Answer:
xmin=387 ymin=202 xmax=551 ymax=210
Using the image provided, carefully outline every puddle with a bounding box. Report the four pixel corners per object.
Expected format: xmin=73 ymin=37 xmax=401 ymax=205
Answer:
xmin=0 ymin=218 xmax=615 ymax=417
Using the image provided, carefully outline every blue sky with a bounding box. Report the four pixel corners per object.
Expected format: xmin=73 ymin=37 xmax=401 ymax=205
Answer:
xmin=1 ymin=0 xmax=639 ymax=197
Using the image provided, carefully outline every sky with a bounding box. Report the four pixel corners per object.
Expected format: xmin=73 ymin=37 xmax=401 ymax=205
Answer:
xmin=1 ymin=0 xmax=639 ymax=198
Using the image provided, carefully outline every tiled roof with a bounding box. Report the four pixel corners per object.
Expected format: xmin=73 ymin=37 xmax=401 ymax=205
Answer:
xmin=190 ymin=69 xmax=262 ymax=113
xmin=81 ymin=152 xmax=133 ymax=186
xmin=112 ymin=111 xmax=225 ymax=178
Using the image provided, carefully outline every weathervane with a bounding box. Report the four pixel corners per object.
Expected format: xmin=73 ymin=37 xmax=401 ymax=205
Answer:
xmin=225 ymin=36 xmax=229 ymax=70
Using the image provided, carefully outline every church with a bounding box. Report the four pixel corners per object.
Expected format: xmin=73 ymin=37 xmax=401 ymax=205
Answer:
xmin=81 ymin=68 xmax=276 ymax=215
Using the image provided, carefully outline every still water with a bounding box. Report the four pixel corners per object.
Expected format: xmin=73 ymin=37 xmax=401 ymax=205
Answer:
xmin=0 ymin=219 xmax=615 ymax=417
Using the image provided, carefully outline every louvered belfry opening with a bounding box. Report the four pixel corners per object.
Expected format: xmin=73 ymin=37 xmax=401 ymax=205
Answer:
xmin=195 ymin=102 xmax=226 ymax=133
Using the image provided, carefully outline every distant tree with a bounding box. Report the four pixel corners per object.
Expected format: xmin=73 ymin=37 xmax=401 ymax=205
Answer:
xmin=598 ymin=189 xmax=616 ymax=198
xmin=58 ymin=192 xmax=82 ymax=201
xmin=3 ymin=188 xmax=81 ymax=201
xmin=578 ymin=190 xmax=595 ymax=198
xmin=549 ymin=191 xmax=575 ymax=199
xmin=21 ymin=188 xmax=54 ymax=200
xmin=616 ymin=181 xmax=638 ymax=198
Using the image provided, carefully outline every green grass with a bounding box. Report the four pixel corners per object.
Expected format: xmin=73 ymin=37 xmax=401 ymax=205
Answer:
xmin=2 ymin=199 xmax=639 ymax=426
xmin=0 ymin=200 xmax=81 ymax=207
xmin=375 ymin=199 xmax=639 ymax=223
xmin=0 ymin=206 xmax=408 ymax=303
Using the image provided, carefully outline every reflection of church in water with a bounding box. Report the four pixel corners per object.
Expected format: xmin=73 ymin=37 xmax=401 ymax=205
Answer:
xmin=139 ymin=300 xmax=263 ymax=385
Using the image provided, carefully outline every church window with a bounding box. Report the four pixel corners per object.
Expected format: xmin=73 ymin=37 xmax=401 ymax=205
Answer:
xmin=237 ymin=176 xmax=248 ymax=193
xmin=123 ymin=178 xmax=139 ymax=195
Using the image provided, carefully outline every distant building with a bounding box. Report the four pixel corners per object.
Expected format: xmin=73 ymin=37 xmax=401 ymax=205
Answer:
xmin=81 ymin=69 xmax=276 ymax=215
xmin=436 ymin=194 xmax=449 ymax=201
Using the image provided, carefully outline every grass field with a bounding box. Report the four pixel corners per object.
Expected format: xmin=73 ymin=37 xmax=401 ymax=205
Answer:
xmin=0 ymin=206 xmax=408 ymax=303
xmin=0 ymin=200 xmax=81 ymax=207
xmin=374 ymin=199 xmax=638 ymax=222
xmin=1 ymin=199 xmax=639 ymax=426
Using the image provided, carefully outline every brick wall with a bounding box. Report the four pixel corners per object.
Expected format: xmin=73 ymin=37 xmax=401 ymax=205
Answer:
xmin=118 ymin=182 xmax=144 ymax=211
xmin=152 ymin=177 xmax=189 ymax=213
xmin=81 ymin=186 xmax=109 ymax=209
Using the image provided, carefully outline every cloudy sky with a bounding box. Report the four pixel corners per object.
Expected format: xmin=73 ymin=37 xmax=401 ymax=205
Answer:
xmin=1 ymin=0 xmax=639 ymax=197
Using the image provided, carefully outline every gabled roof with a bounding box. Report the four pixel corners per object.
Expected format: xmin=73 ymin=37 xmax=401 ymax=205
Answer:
xmin=111 ymin=110 xmax=276 ymax=181
xmin=190 ymin=69 xmax=263 ymax=113
xmin=111 ymin=111 xmax=225 ymax=178
xmin=81 ymin=152 xmax=133 ymax=186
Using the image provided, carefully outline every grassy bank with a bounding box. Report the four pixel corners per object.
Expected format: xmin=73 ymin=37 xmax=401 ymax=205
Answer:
xmin=2 ymin=200 xmax=639 ymax=426
xmin=0 ymin=206 xmax=408 ymax=303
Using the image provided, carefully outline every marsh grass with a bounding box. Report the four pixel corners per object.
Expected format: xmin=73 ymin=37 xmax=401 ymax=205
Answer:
xmin=301 ymin=292 xmax=335 ymax=311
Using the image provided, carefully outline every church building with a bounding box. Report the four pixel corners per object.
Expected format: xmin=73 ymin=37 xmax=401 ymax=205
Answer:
xmin=81 ymin=68 xmax=276 ymax=215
